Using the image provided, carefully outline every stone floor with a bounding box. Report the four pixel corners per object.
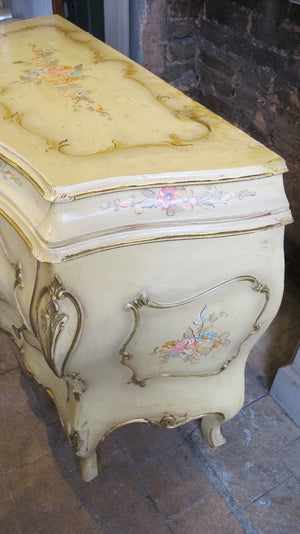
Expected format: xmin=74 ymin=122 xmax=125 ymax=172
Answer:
xmin=0 ymin=276 xmax=300 ymax=534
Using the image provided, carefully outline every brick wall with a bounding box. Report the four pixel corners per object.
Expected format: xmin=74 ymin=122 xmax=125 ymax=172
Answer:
xmin=133 ymin=0 xmax=300 ymax=264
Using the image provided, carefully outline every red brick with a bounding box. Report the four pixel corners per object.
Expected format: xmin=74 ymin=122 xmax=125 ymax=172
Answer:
xmin=273 ymin=108 xmax=298 ymax=130
xmin=205 ymin=1 xmax=250 ymax=34
xmin=166 ymin=19 xmax=197 ymax=40
xmin=251 ymin=46 xmax=288 ymax=72
xmin=241 ymin=65 xmax=274 ymax=95
xmin=214 ymin=74 xmax=235 ymax=99
xmin=167 ymin=36 xmax=197 ymax=61
xmin=235 ymin=85 xmax=263 ymax=112
xmin=169 ymin=0 xmax=202 ymax=20
xmin=198 ymin=94 xmax=237 ymax=123
xmin=199 ymin=20 xmax=227 ymax=48
xmin=163 ymin=62 xmax=196 ymax=85
xmin=200 ymin=50 xmax=238 ymax=77
xmin=198 ymin=66 xmax=215 ymax=88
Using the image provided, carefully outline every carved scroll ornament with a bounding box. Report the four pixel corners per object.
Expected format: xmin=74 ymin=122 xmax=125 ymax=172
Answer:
xmin=35 ymin=275 xmax=85 ymax=400
xmin=120 ymin=275 xmax=270 ymax=387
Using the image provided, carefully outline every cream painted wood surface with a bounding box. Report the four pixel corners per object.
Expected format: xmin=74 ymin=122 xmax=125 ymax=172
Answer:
xmin=0 ymin=15 xmax=287 ymax=198
xmin=0 ymin=15 xmax=292 ymax=481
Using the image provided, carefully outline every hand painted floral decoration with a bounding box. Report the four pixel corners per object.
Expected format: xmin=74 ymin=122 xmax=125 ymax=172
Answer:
xmin=154 ymin=305 xmax=230 ymax=363
xmin=99 ymin=185 xmax=256 ymax=216
xmin=0 ymin=159 xmax=21 ymax=185
xmin=17 ymin=44 xmax=109 ymax=116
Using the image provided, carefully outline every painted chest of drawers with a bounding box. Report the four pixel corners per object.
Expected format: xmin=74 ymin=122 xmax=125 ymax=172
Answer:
xmin=0 ymin=15 xmax=292 ymax=480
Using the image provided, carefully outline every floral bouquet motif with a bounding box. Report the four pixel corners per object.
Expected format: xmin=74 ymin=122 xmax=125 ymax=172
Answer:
xmin=17 ymin=45 xmax=109 ymax=116
xmin=154 ymin=305 xmax=230 ymax=363
xmin=99 ymin=185 xmax=256 ymax=216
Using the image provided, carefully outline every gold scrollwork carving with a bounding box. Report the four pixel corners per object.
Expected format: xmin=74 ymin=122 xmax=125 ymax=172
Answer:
xmin=120 ymin=275 xmax=270 ymax=387
xmin=35 ymin=275 xmax=85 ymax=400
xmin=158 ymin=414 xmax=186 ymax=428
xmin=0 ymin=236 xmax=24 ymax=290
xmin=13 ymin=262 xmax=23 ymax=290
xmin=98 ymin=411 xmax=225 ymax=451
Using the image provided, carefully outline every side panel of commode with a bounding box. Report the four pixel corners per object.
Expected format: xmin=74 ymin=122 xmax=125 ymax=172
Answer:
xmin=27 ymin=226 xmax=285 ymax=460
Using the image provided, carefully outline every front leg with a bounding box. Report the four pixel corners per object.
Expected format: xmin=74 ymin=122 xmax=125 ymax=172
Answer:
xmin=80 ymin=450 xmax=100 ymax=482
xmin=201 ymin=413 xmax=226 ymax=448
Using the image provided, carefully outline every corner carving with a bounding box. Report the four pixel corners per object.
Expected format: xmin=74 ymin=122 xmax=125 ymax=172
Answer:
xmin=35 ymin=275 xmax=85 ymax=400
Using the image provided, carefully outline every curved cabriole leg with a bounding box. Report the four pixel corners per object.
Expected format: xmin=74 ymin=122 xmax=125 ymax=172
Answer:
xmin=80 ymin=450 xmax=100 ymax=482
xmin=201 ymin=414 xmax=226 ymax=448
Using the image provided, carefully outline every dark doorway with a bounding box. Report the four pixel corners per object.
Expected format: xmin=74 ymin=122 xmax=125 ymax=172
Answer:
xmin=52 ymin=0 xmax=105 ymax=41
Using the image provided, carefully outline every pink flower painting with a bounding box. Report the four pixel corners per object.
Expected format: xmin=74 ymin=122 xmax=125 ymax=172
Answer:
xmin=17 ymin=44 xmax=109 ymax=117
xmin=154 ymin=306 xmax=230 ymax=363
xmin=156 ymin=187 xmax=179 ymax=210
xmin=98 ymin=186 xmax=255 ymax=217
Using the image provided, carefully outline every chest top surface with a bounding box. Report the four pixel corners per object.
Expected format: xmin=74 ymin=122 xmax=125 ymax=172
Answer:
xmin=0 ymin=15 xmax=286 ymax=201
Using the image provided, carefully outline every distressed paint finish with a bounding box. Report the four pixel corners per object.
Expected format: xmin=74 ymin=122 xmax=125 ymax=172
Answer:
xmin=0 ymin=15 xmax=292 ymax=481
